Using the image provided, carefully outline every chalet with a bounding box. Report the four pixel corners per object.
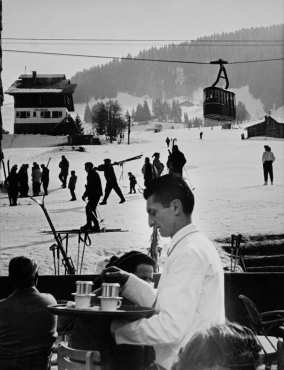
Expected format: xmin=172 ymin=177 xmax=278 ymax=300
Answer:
xmin=246 ymin=115 xmax=284 ymax=139
xmin=5 ymin=72 xmax=78 ymax=135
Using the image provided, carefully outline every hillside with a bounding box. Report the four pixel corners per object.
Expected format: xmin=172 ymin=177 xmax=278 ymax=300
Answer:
xmin=71 ymin=25 xmax=284 ymax=112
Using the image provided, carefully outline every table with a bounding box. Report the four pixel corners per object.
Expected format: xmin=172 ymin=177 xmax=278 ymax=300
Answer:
xmin=48 ymin=303 xmax=155 ymax=321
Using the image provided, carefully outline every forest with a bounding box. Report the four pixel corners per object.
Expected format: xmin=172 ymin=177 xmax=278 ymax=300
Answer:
xmin=71 ymin=25 xmax=284 ymax=112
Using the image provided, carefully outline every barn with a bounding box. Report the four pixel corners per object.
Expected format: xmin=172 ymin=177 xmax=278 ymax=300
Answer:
xmin=246 ymin=115 xmax=284 ymax=139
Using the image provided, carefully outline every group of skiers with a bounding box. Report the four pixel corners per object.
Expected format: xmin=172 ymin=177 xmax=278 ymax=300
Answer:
xmin=4 ymin=162 xmax=50 ymax=206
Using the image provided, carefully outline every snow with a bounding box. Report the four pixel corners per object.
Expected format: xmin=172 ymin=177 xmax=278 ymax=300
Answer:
xmin=0 ymin=125 xmax=284 ymax=276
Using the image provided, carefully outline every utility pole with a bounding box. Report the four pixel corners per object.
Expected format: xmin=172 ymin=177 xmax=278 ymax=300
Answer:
xmin=128 ymin=115 xmax=131 ymax=145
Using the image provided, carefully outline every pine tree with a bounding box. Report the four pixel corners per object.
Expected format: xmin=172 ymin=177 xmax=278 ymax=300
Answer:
xmin=74 ymin=114 xmax=85 ymax=134
xmin=83 ymin=103 xmax=92 ymax=123
xmin=143 ymin=101 xmax=152 ymax=122
xmin=184 ymin=112 xmax=189 ymax=125
xmin=93 ymin=102 xmax=108 ymax=136
xmin=236 ymin=101 xmax=251 ymax=123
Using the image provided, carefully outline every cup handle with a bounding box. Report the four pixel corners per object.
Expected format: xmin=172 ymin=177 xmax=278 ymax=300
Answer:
xmin=117 ymin=300 xmax=122 ymax=309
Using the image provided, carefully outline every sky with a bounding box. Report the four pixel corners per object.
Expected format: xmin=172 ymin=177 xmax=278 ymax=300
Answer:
xmin=2 ymin=0 xmax=284 ymax=105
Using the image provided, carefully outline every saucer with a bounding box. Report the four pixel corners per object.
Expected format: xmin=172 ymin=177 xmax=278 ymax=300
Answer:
xmin=98 ymin=296 xmax=122 ymax=299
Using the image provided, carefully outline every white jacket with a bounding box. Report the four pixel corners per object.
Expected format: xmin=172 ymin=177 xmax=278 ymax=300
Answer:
xmin=114 ymin=224 xmax=225 ymax=370
xmin=262 ymin=151 xmax=275 ymax=164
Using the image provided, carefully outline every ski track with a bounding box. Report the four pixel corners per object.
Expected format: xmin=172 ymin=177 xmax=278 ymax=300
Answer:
xmin=0 ymin=126 xmax=284 ymax=275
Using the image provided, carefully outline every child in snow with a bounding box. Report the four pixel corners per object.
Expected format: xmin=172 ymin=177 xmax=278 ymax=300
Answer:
xmin=68 ymin=170 xmax=77 ymax=201
xmin=128 ymin=172 xmax=137 ymax=194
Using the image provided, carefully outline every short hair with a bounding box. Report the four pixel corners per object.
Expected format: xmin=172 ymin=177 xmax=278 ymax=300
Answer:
xmin=9 ymin=256 xmax=39 ymax=289
xmin=71 ymin=170 xmax=76 ymax=174
xmin=171 ymin=323 xmax=262 ymax=370
xmin=106 ymin=251 xmax=156 ymax=274
xmin=144 ymin=174 xmax=194 ymax=216
xmin=85 ymin=162 xmax=93 ymax=169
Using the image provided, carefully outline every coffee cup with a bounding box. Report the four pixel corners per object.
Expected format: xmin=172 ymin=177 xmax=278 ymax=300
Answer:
xmin=75 ymin=294 xmax=92 ymax=309
xmin=100 ymin=296 xmax=122 ymax=311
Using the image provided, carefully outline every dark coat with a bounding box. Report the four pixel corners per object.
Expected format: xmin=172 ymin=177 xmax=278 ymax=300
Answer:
xmin=59 ymin=158 xmax=69 ymax=175
xmin=83 ymin=170 xmax=103 ymax=199
xmin=41 ymin=168 xmax=50 ymax=183
xmin=68 ymin=175 xmax=77 ymax=189
xmin=167 ymin=150 xmax=187 ymax=174
xmin=97 ymin=164 xmax=117 ymax=183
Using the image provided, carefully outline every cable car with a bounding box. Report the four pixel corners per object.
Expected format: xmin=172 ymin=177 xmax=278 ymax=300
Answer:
xmin=203 ymin=59 xmax=236 ymax=121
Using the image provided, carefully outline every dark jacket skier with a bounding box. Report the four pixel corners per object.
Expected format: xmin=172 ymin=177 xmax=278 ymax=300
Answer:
xmin=81 ymin=162 xmax=103 ymax=231
xmin=41 ymin=164 xmax=50 ymax=196
xmin=18 ymin=164 xmax=29 ymax=197
xmin=58 ymin=155 xmax=69 ymax=188
xmin=5 ymin=166 xmax=19 ymax=206
xmin=95 ymin=159 xmax=125 ymax=205
xmin=167 ymin=145 xmax=187 ymax=177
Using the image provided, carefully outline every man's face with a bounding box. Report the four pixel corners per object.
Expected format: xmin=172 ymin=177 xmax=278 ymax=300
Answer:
xmin=135 ymin=264 xmax=154 ymax=284
xmin=85 ymin=165 xmax=91 ymax=173
xmin=146 ymin=194 xmax=176 ymax=238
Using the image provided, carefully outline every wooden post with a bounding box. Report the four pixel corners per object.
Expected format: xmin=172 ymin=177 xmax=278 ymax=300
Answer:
xmin=128 ymin=116 xmax=131 ymax=145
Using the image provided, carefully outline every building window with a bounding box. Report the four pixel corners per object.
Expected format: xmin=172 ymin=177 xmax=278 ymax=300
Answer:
xmin=41 ymin=111 xmax=51 ymax=118
xmin=33 ymin=112 xmax=37 ymax=117
xmin=26 ymin=111 xmax=30 ymax=118
xmin=16 ymin=112 xmax=20 ymax=118
xmin=52 ymin=111 xmax=63 ymax=118
xmin=20 ymin=111 xmax=27 ymax=118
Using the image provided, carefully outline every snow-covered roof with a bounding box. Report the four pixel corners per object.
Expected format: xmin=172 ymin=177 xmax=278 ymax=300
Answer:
xmin=19 ymin=74 xmax=66 ymax=79
xmin=241 ymin=119 xmax=264 ymax=129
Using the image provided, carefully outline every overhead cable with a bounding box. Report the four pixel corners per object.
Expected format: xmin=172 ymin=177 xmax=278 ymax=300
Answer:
xmin=3 ymin=49 xmax=284 ymax=65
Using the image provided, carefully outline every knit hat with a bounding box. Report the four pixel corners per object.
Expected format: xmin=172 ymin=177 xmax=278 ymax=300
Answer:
xmin=152 ymin=152 xmax=160 ymax=158
xmin=104 ymin=158 xmax=111 ymax=163
xmin=264 ymin=145 xmax=271 ymax=151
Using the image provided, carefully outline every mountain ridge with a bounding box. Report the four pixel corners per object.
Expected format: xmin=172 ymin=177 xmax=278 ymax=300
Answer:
xmin=71 ymin=25 xmax=284 ymax=111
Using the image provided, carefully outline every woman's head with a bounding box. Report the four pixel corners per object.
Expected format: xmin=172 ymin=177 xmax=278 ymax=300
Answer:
xmin=264 ymin=145 xmax=271 ymax=152
xmin=171 ymin=323 xmax=261 ymax=370
xmin=106 ymin=251 xmax=156 ymax=283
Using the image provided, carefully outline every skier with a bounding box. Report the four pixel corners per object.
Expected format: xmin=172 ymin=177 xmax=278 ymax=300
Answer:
xmin=241 ymin=133 xmax=245 ymax=140
xmin=152 ymin=152 xmax=164 ymax=178
xmin=31 ymin=164 xmax=42 ymax=196
xmin=18 ymin=164 xmax=29 ymax=197
xmin=167 ymin=145 xmax=187 ymax=177
xmin=200 ymin=132 xmax=203 ymax=139
xmin=165 ymin=137 xmax=170 ymax=148
xmin=68 ymin=170 xmax=77 ymax=201
xmin=81 ymin=162 xmax=103 ymax=231
xmin=4 ymin=166 xmax=19 ymax=206
xmin=58 ymin=155 xmax=69 ymax=188
xmin=128 ymin=172 xmax=137 ymax=194
xmin=41 ymin=164 xmax=50 ymax=196
xmin=95 ymin=159 xmax=125 ymax=205
xmin=141 ymin=157 xmax=154 ymax=189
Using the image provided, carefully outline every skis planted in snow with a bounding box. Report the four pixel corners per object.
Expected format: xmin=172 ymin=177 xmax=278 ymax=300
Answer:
xmin=2 ymin=159 xmax=12 ymax=205
xmin=31 ymin=196 xmax=76 ymax=275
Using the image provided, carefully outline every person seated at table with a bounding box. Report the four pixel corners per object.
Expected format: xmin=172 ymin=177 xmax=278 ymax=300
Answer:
xmin=171 ymin=322 xmax=262 ymax=370
xmin=0 ymin=256 xmax=58 ymax=370
xmin=72 ymin=251 xmax=156 ymax=370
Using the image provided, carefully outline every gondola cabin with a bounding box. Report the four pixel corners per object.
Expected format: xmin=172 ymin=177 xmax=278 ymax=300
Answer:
xmin=203 ymin=87 xmax=236 ymax=121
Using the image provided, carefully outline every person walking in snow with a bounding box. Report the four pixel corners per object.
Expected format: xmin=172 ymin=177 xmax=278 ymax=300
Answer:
xmin=165 ymin=137 xmax=170 ymax=148
xmin=41 ymin=164 xmax=50 ymax=196
xmin=262 ymin=145 xmax=276 ymax=185
xmin=81 ymin=162 xmax=103 ymax=231
xmin=58 ymin=155 xmax=69 ymax=188
xmin=68 ymin=170 xmax=77 ymax=201
xmin=95 ymin=159 xmax=125 ymax=205
xmin=200 ymin=132 xmax=203 ymax=140
xmin=128 ymin=172 xmax=137 ymax=194
xmin=18 ymin=164 xmax=29 ymax=197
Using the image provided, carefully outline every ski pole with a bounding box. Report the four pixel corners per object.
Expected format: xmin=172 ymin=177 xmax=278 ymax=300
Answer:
xmin=184 ymin=168 xmax=195 ymax=191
